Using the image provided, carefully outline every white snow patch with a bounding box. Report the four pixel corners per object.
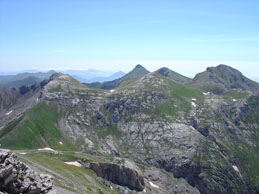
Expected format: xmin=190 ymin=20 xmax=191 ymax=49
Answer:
xmin=233 ymin=165 xmax=239 ymax=172
xmin=232 ymin=99 xmax=237 ymax=102
xmin=5 ymin=110 xmax=13 ymax=115
xmin=38 ymin=147 xmax=58 ymax=153
xmin=143 ymin=189 xmax=146 ymax=193
xmin=191 ymin=102 xmax=197 ymax=108
xmin=191 ymin=98 xmax=197 ymax=101
xmin=149 ymin=181 xmax=159 ymax=189
xmin=64 ymin=161 xmax=82 ymax=168
xmin=19 ymin=152 xmax=27 ymax=155
xmin=202 ymin=92 xmax=211 ymax=96
xmin=59 ymin=141 xmax=63 ymax=145
xmin=110 ymin=89 xmax=115 ymax=93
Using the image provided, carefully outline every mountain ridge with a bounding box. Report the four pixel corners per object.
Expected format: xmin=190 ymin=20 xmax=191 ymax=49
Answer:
xmin=155 ymin=67 xmax=192 ymax=84
xmin=0 ymin=64 xmax=258 ymax=194
xmin=192 ymin=64 xmax=259 ymax=94
xmin=0 ymin=70 xmax=55 ymax=88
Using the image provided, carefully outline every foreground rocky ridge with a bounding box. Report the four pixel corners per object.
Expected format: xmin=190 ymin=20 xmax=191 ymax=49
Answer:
xmin=0 ymin=65 xmax=259 ymax=194
xmin=0 ymin=149 xmax=56 ymax=194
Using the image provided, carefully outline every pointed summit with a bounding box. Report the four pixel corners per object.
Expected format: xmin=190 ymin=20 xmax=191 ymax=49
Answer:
xmin=85 ymin=64 xmax=149 ymax=90
xmin=135 ymin=64 xmax=145 ymax=69
xmin=49 ymin=72 xmax=64 ymax=81
xmin=156 ymin=67 xmax=191 ymax=84
xmin=128 ymin=64 xmax=149 ymax=77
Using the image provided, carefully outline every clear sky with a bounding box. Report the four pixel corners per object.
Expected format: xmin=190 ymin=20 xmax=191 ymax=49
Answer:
xmin=0 ymin=0 xmax=259 ymax=80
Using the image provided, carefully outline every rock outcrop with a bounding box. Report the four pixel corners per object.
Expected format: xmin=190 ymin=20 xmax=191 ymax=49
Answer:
xmin=0 ymin=149 xmax=56 ymax=194
xmin=89 ymin=162 xmax=145 ymax=191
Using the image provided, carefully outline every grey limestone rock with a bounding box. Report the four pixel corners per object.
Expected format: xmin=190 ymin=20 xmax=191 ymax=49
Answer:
xmin=89 ymin=162 xmax=145 ymax=191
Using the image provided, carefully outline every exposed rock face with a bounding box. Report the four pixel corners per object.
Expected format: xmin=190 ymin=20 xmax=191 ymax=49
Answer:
xmin=19 ymin=85 xmax=31 ymax=95
xmin=89 ymin=162 xmax=145 ymax=191
xmin=0 ymin=149 xmax=56 ymax=194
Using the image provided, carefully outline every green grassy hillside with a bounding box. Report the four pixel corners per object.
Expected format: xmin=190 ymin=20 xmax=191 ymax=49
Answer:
xmin=0 ymin=102 xmax=76 ymax=151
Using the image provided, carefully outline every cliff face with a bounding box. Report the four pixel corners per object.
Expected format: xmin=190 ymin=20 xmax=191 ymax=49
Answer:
xmin=0 ymin=65 xmax=258 ymax=194
xmin=89 ymin=162 xmax=145 ymax=191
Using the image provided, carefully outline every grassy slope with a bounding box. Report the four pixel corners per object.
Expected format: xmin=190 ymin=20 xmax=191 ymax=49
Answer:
xmin=154 ymin=75 xmax=203 ymax=118
xmin=0 ymin=101 xmax=76 ymax=151
xmin=19 ymin=151 xmax=119 ymax=194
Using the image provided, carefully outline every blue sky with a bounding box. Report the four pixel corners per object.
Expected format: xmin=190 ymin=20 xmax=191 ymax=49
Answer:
xmin=0 ymin=0 xmax=259 ymax=80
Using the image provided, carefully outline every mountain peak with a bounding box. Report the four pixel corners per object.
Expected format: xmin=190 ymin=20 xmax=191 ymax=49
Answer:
xmin=131 ymin=64 xmax=149 ymax=74
xmin=156 ymin=67 xmax=191 ymax=84
xmin=193 ymin=64 xmax=259 ymax=93
xmin=206 ymin=64 xmax=236 ymax=73
xmin=49 ymin=72 xmax=64 ymax=81
xmin=156 ymin=67 xmax=171 ymax=76
xmin=135 ymin=64 xmax=145 ymax=69
xmin=85 ymin=65 xmax=149 ymax=90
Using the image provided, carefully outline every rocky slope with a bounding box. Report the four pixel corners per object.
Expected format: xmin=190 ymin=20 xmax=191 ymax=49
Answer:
xmin=0 ymin=65 xmax=258 ymax=194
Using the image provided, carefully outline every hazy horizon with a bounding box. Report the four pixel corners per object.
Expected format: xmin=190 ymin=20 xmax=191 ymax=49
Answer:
xmin=1 ymin=63 xmax=259 ymax=82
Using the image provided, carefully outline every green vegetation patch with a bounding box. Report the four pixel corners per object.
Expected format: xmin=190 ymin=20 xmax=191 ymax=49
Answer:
xmin=0 ymin=102 xmax=76 ymax=151
xmin=19 ymin=152 xmax=117 ymax=194
xmin=223 ymin=90 xmax=249 ymax=99
xmin=157 ymin=75 xmax=203 ymax=117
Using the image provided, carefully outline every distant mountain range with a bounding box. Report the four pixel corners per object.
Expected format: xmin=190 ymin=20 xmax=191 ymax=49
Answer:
xmin=0 ymin=71 xmax=55 ymax=88
xmin=0 ymin=69 xmax=126 ymax=88
xmin=59 ymin=69 xmax=125 ymax=83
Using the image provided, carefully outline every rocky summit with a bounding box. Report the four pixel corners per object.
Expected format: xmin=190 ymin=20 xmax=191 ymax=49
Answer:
xmin=0 ymin=64 xmax=258 ymax=194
